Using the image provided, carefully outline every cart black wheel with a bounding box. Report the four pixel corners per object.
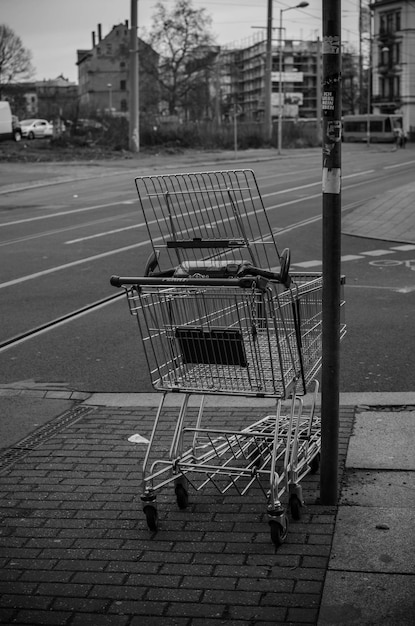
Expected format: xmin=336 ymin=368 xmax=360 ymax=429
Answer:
xmin=269 ymin=518 xmax=288 ymax=547
xmin=143 ymin=505 xmax=158 ymax=531
xmin=289 ymin=495 xmax=302 ymax=521
xmin=309 ymin=453 xmax=320 ymax=475
xmin=175 ymin=483 xmax=189 ymax=510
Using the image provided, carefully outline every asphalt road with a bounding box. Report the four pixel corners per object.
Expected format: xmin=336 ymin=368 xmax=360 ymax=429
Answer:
xmin=1 ymin=145 xmax=414 ymax=393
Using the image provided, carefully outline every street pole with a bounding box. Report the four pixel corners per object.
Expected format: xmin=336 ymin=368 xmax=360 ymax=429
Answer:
xmin=320 ymin=0 xmax=342 ymax=505
xmin=366 ymin=10 xmax=372 ymax=146
xmin=264 ymin=0 xmax=273 ymax=144
xmin=277 ymin=9 xmax=283 ymax=154
xmin=107 ymin=83 xmax=112 ymax=114
xmin=129 ymin=0 xmax=139 ymax=153
xmin=234 ymin=106 xmax=238 ymax=155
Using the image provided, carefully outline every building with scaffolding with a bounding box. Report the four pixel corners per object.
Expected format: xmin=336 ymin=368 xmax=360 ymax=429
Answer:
xmin=218 ymin=32 xmax=320 ymax=122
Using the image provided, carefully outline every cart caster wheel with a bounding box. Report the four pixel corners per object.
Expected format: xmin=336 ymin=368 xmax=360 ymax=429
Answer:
xmin=143 ymin=505 xmax=158 ymax=531
xmin=175 ymin=483 xmax=189 ymax=510
xmin=289 ymin=495 xmax=302 ymax=521
xmin=269 ymin=518 xmax=288 ymax=547
xmin=309 ymin=453 xmax=320 ymax=475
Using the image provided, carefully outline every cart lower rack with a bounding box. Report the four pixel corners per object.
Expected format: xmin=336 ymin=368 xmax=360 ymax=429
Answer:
xmin=139 ymin=384 xmax=321 ymax=547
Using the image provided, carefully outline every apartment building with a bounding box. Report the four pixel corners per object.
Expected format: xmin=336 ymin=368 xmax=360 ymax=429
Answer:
xmin=371 ymin=0 xmax=415 ymax=133
xmin=2 ymin=76 xmax=78 ymax=121
xmin=76 ymin=22 xmax=159 ymax=118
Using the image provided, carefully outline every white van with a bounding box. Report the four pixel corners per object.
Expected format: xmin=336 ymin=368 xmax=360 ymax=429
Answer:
xmin=0 ymin=101 xmax=22 ymax=141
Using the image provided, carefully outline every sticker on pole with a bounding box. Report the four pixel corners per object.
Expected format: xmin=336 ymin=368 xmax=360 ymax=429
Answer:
xmin=322 ymin=92 xmax=335 ymax=112
xmin=322 ymin=168 xmax=341 ymax=194
xmin=323 ymin=36 xmax=340 ymax=54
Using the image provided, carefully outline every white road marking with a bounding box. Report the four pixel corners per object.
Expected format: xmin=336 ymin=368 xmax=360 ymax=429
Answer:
xmin=360 ymin=249 xmax=396 ymax=256
xmin=0 ymin=241 xmax=148 ymax=290
xmin=0 ymin=212 xmax=138 ymax=248
xmin=347 ymin=284 xmax=411 ymax=292
xmin=340 ymin=254 xmax=365 ymax=262
xmin=0 ymin=199 xmax=137 ymax=228
xmin=391 ymin=244 xmax=415 ymax=251
xmin=384 ymin=159 xmax=415 ymax=169
xmin=292 ymin=245 xmax=415 ymax=281
xmin=65 ymin=223 xmax=142 ymax=244
xmin=292 ymin=260 xmax=322 ymax=268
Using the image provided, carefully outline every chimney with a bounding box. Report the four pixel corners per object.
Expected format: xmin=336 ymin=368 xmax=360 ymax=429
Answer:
xmin=92 ymin=31 xmax=96 ymax=48
xmin=98 ymin=24 xmax=102 ymax=41
xmin=125 ymin=20 xmax=129 ymax=28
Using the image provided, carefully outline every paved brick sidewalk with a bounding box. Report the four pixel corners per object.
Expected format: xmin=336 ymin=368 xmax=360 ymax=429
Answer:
xmin=0 ymin=401 xmax=354 ymax=626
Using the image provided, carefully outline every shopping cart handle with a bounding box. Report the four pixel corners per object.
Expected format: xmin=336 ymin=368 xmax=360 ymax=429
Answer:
xmin=110 ymin=275 xmax=269 ymax=290
xmin=236 ymin=249 xmax=291 ymax=288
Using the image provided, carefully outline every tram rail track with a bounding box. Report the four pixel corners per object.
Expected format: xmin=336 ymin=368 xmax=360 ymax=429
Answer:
xmin=0 ymin=291 xmax=124 ymax=354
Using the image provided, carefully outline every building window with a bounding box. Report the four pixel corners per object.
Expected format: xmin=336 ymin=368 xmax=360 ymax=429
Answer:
xmin=106 ymin=44 xmax=112 ymax=55
xmin=393 ymin=42 xmax=400 ymax=64
xmin=386 ymin=13 xmax=394 ymax=32
xmin=120 ymin=62 xmax=125 ymax=69
xmin=380 ymin=10 xmax=401 ymax=35
xmin=381 ymin=76 xmax=400 ymax=100
xmin=394 ymin=75 xmax=400 ymax=98
xmin=120 ymin=80 xmax=126 ymax=91
xmin=121 ymin=99 xmax=127 ymax=111
xmin=395 ymin=11 xmax=401 ymax=31
xmin=380 ymin=46 xmax=389 ymax=66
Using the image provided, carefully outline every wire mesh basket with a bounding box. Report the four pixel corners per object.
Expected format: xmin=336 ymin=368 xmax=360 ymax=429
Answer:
xmin=134 ymin=169 xmax=282 ymax=274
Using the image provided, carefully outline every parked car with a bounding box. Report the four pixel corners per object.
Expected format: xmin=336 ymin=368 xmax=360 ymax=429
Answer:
xmin=20 ymin=119 xmax=53 ymax=139
xmin=0 ymin=101 xmax=22 ymax=141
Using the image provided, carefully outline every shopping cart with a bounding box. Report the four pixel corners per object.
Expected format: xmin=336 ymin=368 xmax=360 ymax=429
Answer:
xmin=110 ymin=271 xmax=343 ymax=546
xmin=110 ymin=168 xmax=346 ymax=547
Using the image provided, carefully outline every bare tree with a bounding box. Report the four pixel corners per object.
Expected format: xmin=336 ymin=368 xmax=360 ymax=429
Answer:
xmin=146 ymin=0 xmax=216 ymax=118
xmin=0 ymin=24 xmax=34 ymax=97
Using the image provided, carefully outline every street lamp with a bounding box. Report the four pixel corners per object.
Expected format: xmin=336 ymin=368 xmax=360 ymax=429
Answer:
xmin=277 ymin=2 xmax=309 ymax=155
xmin=107 ymin=83 xmax=112 ymax=114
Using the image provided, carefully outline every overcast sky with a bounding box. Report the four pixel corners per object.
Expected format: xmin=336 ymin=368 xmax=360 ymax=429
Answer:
xmin=2 ymin=0 xmax=361 ymax=83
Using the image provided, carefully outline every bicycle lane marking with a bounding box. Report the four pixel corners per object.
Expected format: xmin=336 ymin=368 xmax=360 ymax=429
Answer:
xmin=292 ymin=244 xmax=415 ymax=269
xmin=369 ymin=259 xmax=415 ymax=270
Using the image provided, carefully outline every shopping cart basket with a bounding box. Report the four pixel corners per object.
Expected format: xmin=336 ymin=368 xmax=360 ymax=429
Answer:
xmin=110 ymin=272 xmax=344 ymax=546
xmin=134 ymin=169 xmax=287 ymax=279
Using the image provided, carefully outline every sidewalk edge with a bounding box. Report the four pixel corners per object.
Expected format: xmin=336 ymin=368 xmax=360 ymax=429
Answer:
xmin=82 ymin=391 xmax=415 ymax=408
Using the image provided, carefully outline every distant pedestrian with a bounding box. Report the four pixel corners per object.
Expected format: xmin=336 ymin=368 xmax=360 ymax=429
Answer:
xmin=394 ymin=127 xmax=403 ymax=149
